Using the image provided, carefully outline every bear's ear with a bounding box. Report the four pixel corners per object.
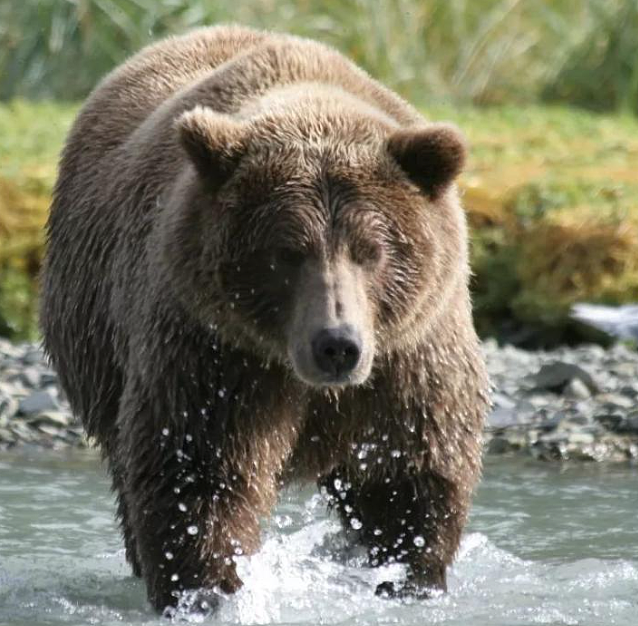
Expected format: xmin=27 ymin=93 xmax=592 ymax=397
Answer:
xmin=387 ymin=123 xmax=467 ymax=200
xmin=175 ymin=106 xmax=247 ymax=186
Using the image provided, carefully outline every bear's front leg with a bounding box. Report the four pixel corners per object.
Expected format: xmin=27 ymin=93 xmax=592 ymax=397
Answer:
xmin=121 ymin=429 xmax=263 ymax=612
xmin=325 ymin=466 xmax=472 ymax=598
xmin=116 ymin=376 xmax=298 ymax=613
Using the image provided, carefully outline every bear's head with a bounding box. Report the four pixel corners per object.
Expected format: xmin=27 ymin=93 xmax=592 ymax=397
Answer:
xmin=163 ymin=97 xmax=468 ymax=388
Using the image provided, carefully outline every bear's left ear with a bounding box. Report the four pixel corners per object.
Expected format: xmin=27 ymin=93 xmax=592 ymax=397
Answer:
xmin=387 ymin=123 xmax=467 ymax=200
xmin=175 ymin=106 xmax=247 ymax=187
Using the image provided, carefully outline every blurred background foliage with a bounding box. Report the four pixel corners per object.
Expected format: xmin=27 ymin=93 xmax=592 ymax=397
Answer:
xmin=1 ymin=0 xmax=637 ymax=345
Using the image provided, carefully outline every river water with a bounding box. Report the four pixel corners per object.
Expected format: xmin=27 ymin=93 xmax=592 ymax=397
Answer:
xmin=0 ymin=451 xmax=636 ymax=626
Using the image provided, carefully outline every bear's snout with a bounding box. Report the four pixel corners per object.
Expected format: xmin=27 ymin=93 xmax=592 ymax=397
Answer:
xmin=287 ymin=257 xmax=375 ymax=388
xmin=311 ymin=325 xmax=362 ymax=379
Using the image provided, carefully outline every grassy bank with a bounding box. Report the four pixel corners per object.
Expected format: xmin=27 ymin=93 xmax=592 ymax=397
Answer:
xmin=1 ymin=100 xmax=638 ymax=343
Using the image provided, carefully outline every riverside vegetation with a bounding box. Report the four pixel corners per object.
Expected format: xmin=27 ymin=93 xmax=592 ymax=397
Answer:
xmin=2 ymin=0 xmax=638 ymax=344
xmin=1 ymin=101 xmax=638 ymax=344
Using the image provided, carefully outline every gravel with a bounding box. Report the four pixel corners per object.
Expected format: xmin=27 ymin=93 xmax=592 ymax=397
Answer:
xmin=483 ymin=339 xmax=638 ymax=462
xmin=1 ymin=337 xmax=637 ymax=462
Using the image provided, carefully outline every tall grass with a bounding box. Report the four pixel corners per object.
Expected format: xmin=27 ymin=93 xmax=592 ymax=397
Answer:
xmin=1 ymin=0 xmax=637 ymax=112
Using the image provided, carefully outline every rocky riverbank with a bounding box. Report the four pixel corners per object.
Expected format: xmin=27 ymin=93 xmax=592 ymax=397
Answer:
xmin=1 ymin=338 xmax=637 ymax=462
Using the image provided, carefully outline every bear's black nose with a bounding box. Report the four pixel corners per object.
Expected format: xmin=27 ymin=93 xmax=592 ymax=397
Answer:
xmin=312 ymin=326 xmax=362 ymax=378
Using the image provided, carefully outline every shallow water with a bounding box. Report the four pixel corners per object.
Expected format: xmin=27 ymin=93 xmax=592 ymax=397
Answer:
xmin=0 ymin=451 xmax=636 ymax=626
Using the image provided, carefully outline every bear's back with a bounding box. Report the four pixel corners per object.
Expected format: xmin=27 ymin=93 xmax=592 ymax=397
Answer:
xmin=60 ymin=25 xmax=420 ymax=178
xmin=59 ymin=26 xmax=268 ymax=174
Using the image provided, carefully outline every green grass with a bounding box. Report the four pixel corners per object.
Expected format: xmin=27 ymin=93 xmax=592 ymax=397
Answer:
xmin=2 ymin=100 xmax=638 ymax=344
xmin=2 ymin=0 xmax=638 ymax=114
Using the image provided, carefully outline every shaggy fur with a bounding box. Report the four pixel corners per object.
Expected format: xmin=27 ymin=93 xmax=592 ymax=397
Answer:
xmin=40 ymin=25 xmax=490 ymax=612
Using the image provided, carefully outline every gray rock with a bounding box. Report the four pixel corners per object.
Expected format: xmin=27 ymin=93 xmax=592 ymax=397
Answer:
xmin=22 ymin=348 xmax=45 ymax=365
xmin=11 ymin=421 xmax=38 ymax=443
xmin=0 ymin=394 xmax=18 ymax=420
xmin=619 ymin=384 xmax=638 ymax=399
xmin=532 ymin=439 xmax=568 ymax=461
xmin=568 ymin=432 xmax=595 ymax=445
xmin=539 ymin=431 xmax=569 ymax=444
xmin=37 ymin=424 xmax=61 ymax=437
xmin=17 ymin=367 xmax=41 ymax=389
xmin=487 ymin=436 xmax=513 ymax=454
xmin=28 ymin=411 xmax=71 ymax=428
xmin=0 ymin=427 xmax=16 ymax=443
xmin=539 ymin=413 xmax=565 ymax=432
xmin=513 ymin=399 xmax=537 ymax=419
xmin=564 ymin=414 xmax=590 ymax=426
xmin=616 ymin=414 xmax=638 ymax=435
xmin=594 ymin=413 xmax=624 ymax=432
xmin=526 ymin=393 xmax=555 ymax=408
xmin=530 ymin=362 xmax=599 ymax=394
xmin=492 ymin=392 xmax=516 ymax=410
xmin=18 ymin=389 xmax=59 ymax=416
xmin=571 ymin=303 xmax=638 ymax=341
xmin=564 ymin=378 xmax=591 ymax=400
xmin=596 ymin=393 xmax=635 ymax=411
xmin=39 ymin=371 xmax=59 ymax=386
xmin=487 ymin=407 xmax=521 ymax=429
xmin=610 ymin=362 xmax=637 ymax=378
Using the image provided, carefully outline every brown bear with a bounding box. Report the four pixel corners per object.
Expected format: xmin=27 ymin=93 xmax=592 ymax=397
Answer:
xmin=40 ymin=25 xmax=490 ymax=613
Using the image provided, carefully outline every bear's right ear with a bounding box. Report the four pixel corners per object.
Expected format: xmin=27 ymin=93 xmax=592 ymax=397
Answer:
xmin=175 ymin=106 xmax=246 ymax=186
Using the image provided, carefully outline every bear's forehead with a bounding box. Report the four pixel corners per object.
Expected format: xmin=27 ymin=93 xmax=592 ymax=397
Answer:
xmin=229 ymin=163 xmax=419 ymax=254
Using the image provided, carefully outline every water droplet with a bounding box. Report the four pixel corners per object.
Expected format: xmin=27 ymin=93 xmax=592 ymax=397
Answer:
xmin=186 ymin=525 xmax=199 ymax=535
xmin=178 ymin=502 xmax=187 ymax=512
xmin=391 ymin=449 xmax=402 ymax=458
xmin=185 ymin=434 xmax=193 ymax=442
xmin=413 ymin=535 xmax=426 ymax=547
xmin=350 ymin=518 xmax=363 ymax=530
xmin=218 ymin=389 xmax=225 ymax=398
xmin=161 ymin=428 xmax=169 ymax=436
xmin=171 ymin=573 xmax=179 ymax=581
xmin=165 ymin=551 xmax=174 ymax=560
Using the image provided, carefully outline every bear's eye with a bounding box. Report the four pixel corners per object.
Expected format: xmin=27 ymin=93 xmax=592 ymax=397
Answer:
xmin=351 ymin=242 xmax=383 ymax=267
xmin=274 ymin=247 xmax=305 ymax=268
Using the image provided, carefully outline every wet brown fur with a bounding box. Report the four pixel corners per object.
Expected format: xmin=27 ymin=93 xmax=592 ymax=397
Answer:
xmin=40 ymin=25 xmax=490 ymax=612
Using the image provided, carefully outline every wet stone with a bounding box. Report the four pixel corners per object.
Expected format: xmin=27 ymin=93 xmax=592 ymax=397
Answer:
xmin=487 ymin=407 xmax=520 ymax=429
xmin=564 ymin=378 xmax=591 ymax=400
xmin=28 ymin=411 xmax=71 ymax=428
xmin=594 ymin=414 xmax=624 ymax=432
xmin=18 ymin=367 xmax=41 ymax=389
xmin=487 ymin=436 xmax=512 ymax=455
xmin=530 ymin=362 xmax=599 ymax=395
xmin=618 ymin=384 xmax=638 ymax=399
xmin=0 ymin=395 xmax=19 ymax=420
xmin=1 ymin=339 xmax=637 ymax=461
xmin=596 ymin=393 xmax=635 ymax=411
xmin=616 ymin=415 xmax=638 ymax=435
xmin=18 ymin=389 xmax=59 ymax=416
